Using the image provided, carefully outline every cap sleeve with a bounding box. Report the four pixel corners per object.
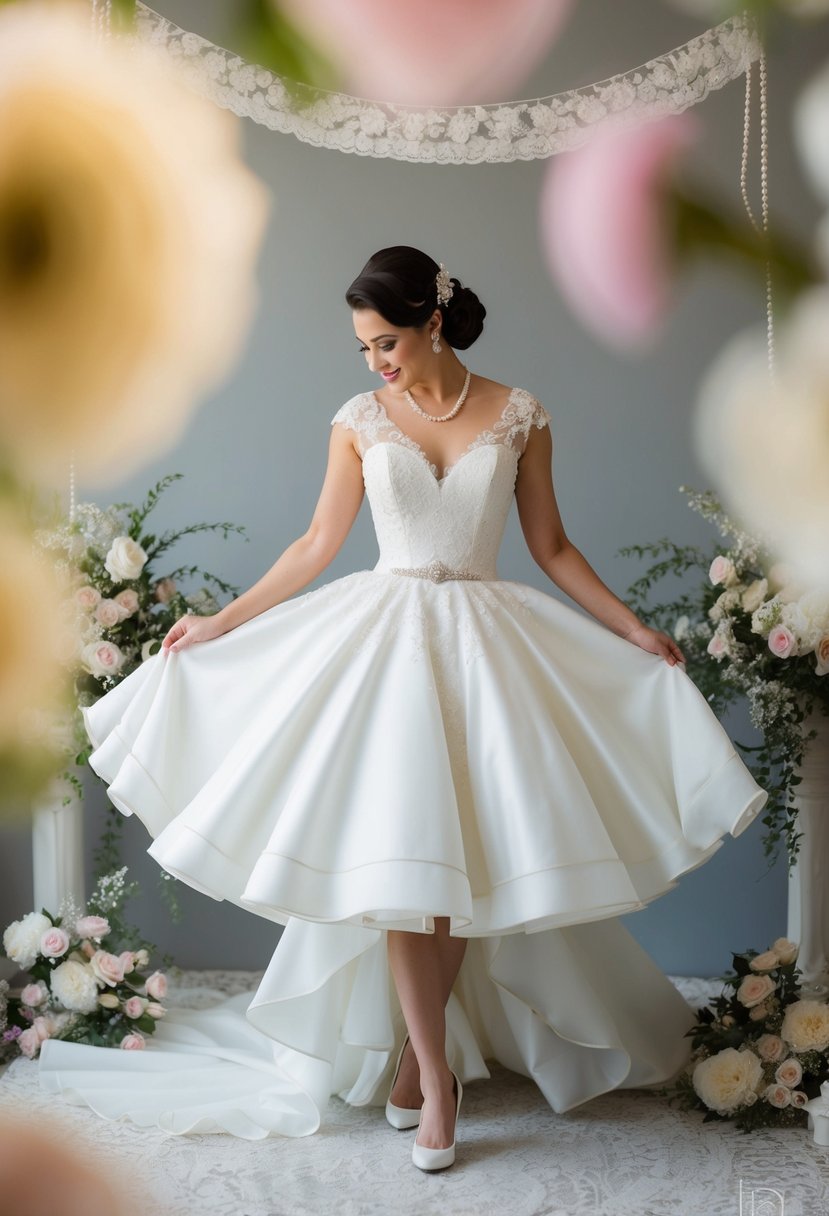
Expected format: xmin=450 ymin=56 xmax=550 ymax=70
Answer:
xmin=528 ymin=395 xmax=552 ymax=430
xmin=330 ymin=397 xmax=362 ymax=430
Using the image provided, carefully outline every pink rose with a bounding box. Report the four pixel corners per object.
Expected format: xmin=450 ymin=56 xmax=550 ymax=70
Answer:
xmin=153 ymin=578 xmax=177 ymax=604
xmin=74 ymin=915 xmax=110 ymax=941
xmin=75 ymin=585 xmax=101 ymax=610
xmin=18 ymin=1027 xmax=41 ymax=1059
xmin=706 ymin=631 xmax=728 ymax=659
xmin=775 ymin=1058 xmax=803 ymax=1088
xmin=708 ymin=555 xmax=738 ymax=587
xmin=90 ymin=949 xmax=125 ymax=987
xmin=756 ymin=1034 xmax=785 ymax=1062
xmin=790 ymin=1090 xmax=809 ymax=1108
xmin=123 ymin=996 xmax=145 ymax=1019
xmin=145 ymin=1002 xmax=166 ymax=1019
xmin=120 ymin=1033 xmax=145 ymax=1051
xmin=539 ymin=111 xmax=701 ymax=350
xmin=39 ymin=927 xmax=70 ymax=958
xmin=82 ymin=640 xmax=125 ymax=679
xmin=20 ymin=982 xmax=48 ymax=1008
xmin=768 ymin=625 xmax=796 ymax=659
xmin=94 ymin=598 xmax=123 ymax=628
xmin=280 ymin=0 xmax=572 ymax=108
xmin=119 ymin=951 xmax=135 ymax=975
xmin=764 ymin=1084 xmax=791 ymax=1108
xmin=145 ymin=971 xmax=167 ymax=1000
xmin=32 ymin=1016 xmax=52 ymax=1044
xmin=114 ymin=588 xmax=139 ymax=616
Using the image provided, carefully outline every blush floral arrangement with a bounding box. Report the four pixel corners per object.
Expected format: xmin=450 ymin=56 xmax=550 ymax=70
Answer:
xmin=619 ymin=486 xmax=829 ymax=871
xmin=664 ymin=938 xmax=829 ymax=1132
xmin=1 ymin=868 xmax=168 ymax=1061
xmin=35 ymin=473 xmax=245 ymax=887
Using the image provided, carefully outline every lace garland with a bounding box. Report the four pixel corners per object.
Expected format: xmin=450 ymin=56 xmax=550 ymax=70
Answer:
xmin=134 ymin=4 xmax=761 ymax=165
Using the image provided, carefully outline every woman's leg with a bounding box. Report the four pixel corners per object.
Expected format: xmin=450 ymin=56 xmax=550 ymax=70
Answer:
xmin=387 ymin=917 xmax=467 ymax=1148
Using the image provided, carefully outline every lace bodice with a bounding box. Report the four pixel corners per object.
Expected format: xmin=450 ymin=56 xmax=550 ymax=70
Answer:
xmin=330 ymin=387 xmax=551 ymax=579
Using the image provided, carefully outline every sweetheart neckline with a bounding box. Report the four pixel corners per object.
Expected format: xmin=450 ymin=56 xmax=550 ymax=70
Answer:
xmin=363 ymin=438 xmax=518 ymax=488
xmin=367 ymin=386 xmax=520 ymax=484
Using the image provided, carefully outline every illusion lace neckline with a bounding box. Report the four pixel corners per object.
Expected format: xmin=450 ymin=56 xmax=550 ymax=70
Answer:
xmin=367 ymin=386 xmax=519 ymax=484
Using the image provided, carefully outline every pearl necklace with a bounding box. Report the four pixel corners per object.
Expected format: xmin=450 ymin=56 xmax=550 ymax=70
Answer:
xmin=404 ymin=368 xmax=471 ymax=423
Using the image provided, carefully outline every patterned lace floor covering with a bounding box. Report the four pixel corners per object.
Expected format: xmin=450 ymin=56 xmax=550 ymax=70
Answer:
xmin=2 ymin=970 xmax=828 ymax=1216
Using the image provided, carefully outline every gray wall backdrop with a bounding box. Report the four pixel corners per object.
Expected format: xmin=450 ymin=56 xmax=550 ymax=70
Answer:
xmin=3 ymin=2 xmax=826 ymax=977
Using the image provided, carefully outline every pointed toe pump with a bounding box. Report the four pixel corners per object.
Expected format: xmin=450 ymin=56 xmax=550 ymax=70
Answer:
xmin=385 ymin=1035 xmax=423 ymax=1130
xmin=411 ymin=1071 xmax=463 ymax=1172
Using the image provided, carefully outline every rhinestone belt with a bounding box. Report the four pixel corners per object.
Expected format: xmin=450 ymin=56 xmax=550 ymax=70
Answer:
xmin=388 ymin=559 xmax=482 ymax=584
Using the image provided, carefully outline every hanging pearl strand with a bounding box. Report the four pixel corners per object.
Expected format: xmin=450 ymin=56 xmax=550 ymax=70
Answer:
xmin=740 ymin=35 xmax=775 ymax=386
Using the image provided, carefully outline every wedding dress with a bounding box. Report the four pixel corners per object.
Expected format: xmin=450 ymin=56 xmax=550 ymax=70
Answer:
xmin=39 ymin=386 xmax=768 ymax=1138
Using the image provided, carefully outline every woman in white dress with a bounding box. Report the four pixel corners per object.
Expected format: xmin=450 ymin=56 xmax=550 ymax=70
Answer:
xmin=74 ymin=246 xmax=767 ymax=1170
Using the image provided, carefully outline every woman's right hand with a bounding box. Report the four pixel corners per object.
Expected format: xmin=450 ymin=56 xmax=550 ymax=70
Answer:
xmin=161 ymin=613 xmax=227 ymax=654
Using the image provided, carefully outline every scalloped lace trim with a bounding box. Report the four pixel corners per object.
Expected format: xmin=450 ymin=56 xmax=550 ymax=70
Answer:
xmin=134 ymin=5 xmax=761 ymax=166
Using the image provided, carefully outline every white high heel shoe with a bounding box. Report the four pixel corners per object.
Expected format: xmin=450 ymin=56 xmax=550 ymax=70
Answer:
xmin=411 ymin=1071 xmax=463 ymax=1172
xmin=385 ymin=1035 xmax=422 ymax=1130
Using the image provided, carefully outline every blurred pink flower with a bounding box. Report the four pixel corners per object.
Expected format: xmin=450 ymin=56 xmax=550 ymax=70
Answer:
xmin=768 ymin=625 xmax=796 ymax=659
xmin=277 ymin=0 xmax=573 ymax=106
xmin=539 ymin=113 xmax=701 ymax=351
xmin=119 ymin=1033 xmax=145 ymax=1051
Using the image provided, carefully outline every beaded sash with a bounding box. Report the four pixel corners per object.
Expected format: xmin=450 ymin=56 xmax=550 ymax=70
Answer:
xmin=388 ymin=560 xmax=482 ymax=584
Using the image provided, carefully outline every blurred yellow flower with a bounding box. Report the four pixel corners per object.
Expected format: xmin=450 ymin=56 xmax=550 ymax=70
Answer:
xmin=0 ymin=1 xmax=269 ymax=487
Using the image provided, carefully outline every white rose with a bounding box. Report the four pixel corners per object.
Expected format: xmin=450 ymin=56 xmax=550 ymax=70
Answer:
xmin=741 ymin=578 xmax=768 ymax=614
xmin=792 ymin=588 xmax=829 ymax=651
xmin=674 ymin=614 xmax=690 ymax=642
xmin=3 ymin=911 xmax=51 ymax=969
xmin=693 ymin=1048 xmax=763 ymax=1113
xmin=81 ymin=640 xmax=125 ymax=679
xmin=104 ymin=536 xmax=147 ymax=583
xmin=50 ymin=960 xmax=100 ymax=1013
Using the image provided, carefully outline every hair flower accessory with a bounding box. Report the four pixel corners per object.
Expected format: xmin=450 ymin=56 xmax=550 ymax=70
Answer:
xmin=435 ymin=263 xmax=454 ymax=306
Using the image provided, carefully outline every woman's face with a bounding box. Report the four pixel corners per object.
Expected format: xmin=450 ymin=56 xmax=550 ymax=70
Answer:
xmin=352 ymin=307 xmax=437 ymax=390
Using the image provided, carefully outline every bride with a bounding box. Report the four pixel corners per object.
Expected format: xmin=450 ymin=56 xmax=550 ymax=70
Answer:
xmin=53 ymin=245 xmax=767 ymax=1171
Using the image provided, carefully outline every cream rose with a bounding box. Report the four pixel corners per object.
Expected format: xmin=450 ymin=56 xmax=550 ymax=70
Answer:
xmin=790 ymin=1089 xmax=809 ymax=1108
xmin=756 ymin=1034 xmax=785 ymax=1062
xmin=81 ymin=640 xmax=125 ymax=679
xmin=75 ymin=585 xmax=101 ymax=610
xmin=781 ymin=999 xmax=829 ymax=1052
xmin=97 ymin=993 xmax=119 ymax=1010
xmin=39 ymin=926 xmax=70 ymax=958
xmin=763 ymin=1083 xmax=791 ymax=1108
xmin=737 ymin=974 xmax=776 ymax=1008
xmin=145 ymin=1002 xmax=166 ymax=1019
xmin=0 ymin=2 xmax=269 ymax=488
xmin=50 ymin=960 xmax=99 ymax=1013
xmin=90 ymin=949 xmax=125 ymax=987
xmin=693 ymin=1047 xmax=763 ymax=1113
xmin=771 ymin=938 xmax=799 ymax=965
xmin=816 ymin=635 xmax=829 ymax=676
xmin=775 ymin=1057 xmax=803 ymax=1088
xmin=749 ymin=949 xmax=780 ymax=973
xmin=3 ymin=912 xmax=51 ymax=969
xmin=104 ymin=537 xmax=147 ymax=584
xmin=792 ymin=588 xmax=829 ymax=650
xmin=741 ymin=578 xmax=768 ymax=614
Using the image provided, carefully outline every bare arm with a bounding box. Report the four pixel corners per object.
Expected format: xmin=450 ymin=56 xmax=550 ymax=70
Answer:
xmin=162 ymin=421 xmax=365 ymax=652
xmin=514 ymin=420 xmax=685 ymax=666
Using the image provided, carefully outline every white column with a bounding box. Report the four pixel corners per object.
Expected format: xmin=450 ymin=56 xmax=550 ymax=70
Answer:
xmin=31 ymin=771 xmax=85 ymax=915
xmin=787 ymin=710 xmax=829 ymax=997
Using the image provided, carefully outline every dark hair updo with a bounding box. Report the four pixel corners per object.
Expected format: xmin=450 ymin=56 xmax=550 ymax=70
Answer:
xmin=345 ymin=245 xmax=486 ymax=350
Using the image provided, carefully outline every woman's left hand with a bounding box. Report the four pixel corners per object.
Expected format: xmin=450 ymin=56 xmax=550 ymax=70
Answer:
xmin=622 ymin=623 xmax=686 ymax=666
